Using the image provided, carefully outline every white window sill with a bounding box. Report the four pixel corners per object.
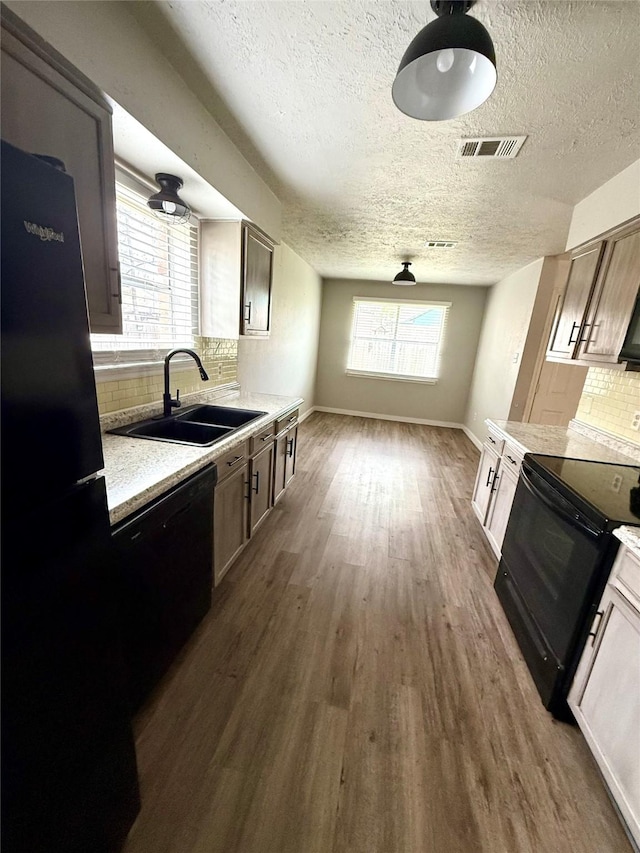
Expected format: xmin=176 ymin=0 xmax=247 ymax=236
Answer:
xmin=345 ymin=369 xmax=438 ymax=385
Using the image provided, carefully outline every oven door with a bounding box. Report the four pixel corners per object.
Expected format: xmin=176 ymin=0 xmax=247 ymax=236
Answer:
xmin=496 ymin=462 xmax=607 ymax=710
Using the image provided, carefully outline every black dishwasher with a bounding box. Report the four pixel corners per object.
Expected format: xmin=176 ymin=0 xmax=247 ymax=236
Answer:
xmin=112 ymin=464 xmax=217 ymax=712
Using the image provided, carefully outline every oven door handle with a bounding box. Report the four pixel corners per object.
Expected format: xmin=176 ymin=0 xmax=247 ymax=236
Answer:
xmin=519 ymin=466 xmax=601 ymax=540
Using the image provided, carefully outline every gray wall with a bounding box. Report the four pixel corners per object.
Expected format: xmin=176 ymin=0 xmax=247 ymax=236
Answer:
xmin=238 ymin=243 xmax=322 ymax=418
xmin=315 ymin=279 xmax=488 ymax=425
xmin=464 ymin=259 xmax=545 ymax=444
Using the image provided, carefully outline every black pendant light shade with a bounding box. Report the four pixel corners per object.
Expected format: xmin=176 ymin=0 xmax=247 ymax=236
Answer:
xmin=393 ymin=262 xmax=416 ymax=285
xmin=147 ymin=173 xmax=191 ymax=224
xmin=392 ymin=0 xmax=497 ymax=121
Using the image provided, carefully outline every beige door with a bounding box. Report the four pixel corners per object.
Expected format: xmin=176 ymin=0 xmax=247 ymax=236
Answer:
xmin=528 ymin=361 xmax=588 ymax=426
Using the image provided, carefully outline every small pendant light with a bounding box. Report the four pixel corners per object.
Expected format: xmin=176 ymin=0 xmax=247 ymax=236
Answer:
xmin=147 ymin=173 xmax=192 ymax=224
xmin=392 ymin=0 xmax=497 ymax=122
xmin=393 ymin=262 xmax=416 ymax=285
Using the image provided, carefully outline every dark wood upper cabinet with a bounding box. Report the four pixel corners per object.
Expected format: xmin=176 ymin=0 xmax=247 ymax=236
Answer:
xmin=1 ymin=7 xmax=122 ymax=334
xmin=547 ymin=241 xmax=605 ymax=360
xmin=576 ymin=225 xmax=640 ymax=363
xmin=547 ymin=217 xmax=640 ymax=366
xmin=241 ymin=223 xmax=274 ymax=336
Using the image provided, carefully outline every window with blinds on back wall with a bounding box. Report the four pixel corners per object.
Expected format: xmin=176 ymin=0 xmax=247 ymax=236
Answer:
xmin=91 ymin=177 xmax=199 ymax=367
xmin=347 ymin=297 xmax=451 ymax=383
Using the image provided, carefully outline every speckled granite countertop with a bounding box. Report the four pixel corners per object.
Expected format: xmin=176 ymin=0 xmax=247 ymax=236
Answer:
xmin=487 ymin=420 xmax=640 ymax=466
xmin=614 ymin=526 xmax=640 ymax=559
xmin=102 ymin=391 xmax=302 ymax=526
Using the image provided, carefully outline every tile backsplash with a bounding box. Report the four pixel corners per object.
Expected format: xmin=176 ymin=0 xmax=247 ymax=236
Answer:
xmin=95 ymin=337 xmax=238 ymax=415
xmin=576 ymin=367 xmax=640 ymax=445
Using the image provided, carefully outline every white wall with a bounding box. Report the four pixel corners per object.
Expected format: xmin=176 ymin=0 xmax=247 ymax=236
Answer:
xmin=464 ymin=259 xmax=545 ymax=444
xmin=315 ymin=279 xmax=487 ymax=425
xmin=5 ymin=0 xmax=281 ymax=241
xmin=566 ymin=159 xmax=640 ymax=249
xmin=238 ymin=244 xmax=322 ymax=418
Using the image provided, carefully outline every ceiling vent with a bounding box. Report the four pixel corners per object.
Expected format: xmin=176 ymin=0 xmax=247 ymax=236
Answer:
xmin=425 ymin=240 xmax=457 ymax=249
xmin=457 ymin=136 xmax=527 ymax=159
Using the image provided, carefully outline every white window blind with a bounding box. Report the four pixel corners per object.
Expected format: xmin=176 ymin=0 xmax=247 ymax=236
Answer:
xmin=91 ymin=180 xmax=199 ymax=366
xmin=347 ymin=297 xmax=450 ymax=382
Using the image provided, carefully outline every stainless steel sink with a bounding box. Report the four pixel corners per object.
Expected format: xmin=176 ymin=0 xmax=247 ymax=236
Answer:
xmin=107 ymin=405 xmax=267 ymax=446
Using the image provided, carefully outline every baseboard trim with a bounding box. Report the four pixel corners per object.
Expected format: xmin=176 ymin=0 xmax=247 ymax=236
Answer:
xmin=299 ymin=406 xmax=316 ymax=424
xmin=313 ymin=406 xmax=464 ymax=430
xmin=461 ymin=425 xmax=483 ymax=451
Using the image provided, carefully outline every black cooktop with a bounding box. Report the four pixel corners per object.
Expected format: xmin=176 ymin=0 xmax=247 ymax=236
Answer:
xmin=526 ymin=454 xmax=640 ymax=529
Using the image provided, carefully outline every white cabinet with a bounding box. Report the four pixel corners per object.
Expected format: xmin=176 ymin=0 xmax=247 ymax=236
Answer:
xmin=569 ymin=544 xmax=640 ymax=846
xmin=485 ymin=465 xmax=518 ymax=556
xmin=471 ymin=443 xmax=500 ymax=524
xmin=471 ymin=424 xmax=523 ymax=559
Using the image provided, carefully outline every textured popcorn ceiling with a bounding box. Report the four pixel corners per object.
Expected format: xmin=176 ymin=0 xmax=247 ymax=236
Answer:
xmin=131 ymin=1 xmax=640 ymax=285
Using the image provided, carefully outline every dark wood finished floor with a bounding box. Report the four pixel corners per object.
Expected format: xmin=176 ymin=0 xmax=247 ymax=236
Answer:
xmin=123 ymin=413 xmax=631 ymax=853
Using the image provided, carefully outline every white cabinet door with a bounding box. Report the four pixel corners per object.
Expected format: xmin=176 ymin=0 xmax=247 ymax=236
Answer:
xmin=485 ymin=466 xmax=518 ymax=558
xmin=569 ymin=587 xmax=640 ymax=846
xmin=471 ymin=444 xmax=500 ymax=525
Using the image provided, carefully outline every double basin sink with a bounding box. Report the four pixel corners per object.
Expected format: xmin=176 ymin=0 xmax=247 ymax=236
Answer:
xmin=108 ymin=405 xmax=267 ymax=447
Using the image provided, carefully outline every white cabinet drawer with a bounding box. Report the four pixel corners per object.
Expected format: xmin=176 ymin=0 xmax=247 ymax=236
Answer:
xmin=485 ymin=425 xmax=504 ymax=455
xmin=502 ymin=440 xmax=524 ymax=474
xmin=611 ymin=545 xmax=640 ymax=613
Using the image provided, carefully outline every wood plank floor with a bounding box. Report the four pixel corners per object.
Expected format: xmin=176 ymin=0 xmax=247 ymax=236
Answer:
xmin=123 ymin=413 xmax=631 ymax=853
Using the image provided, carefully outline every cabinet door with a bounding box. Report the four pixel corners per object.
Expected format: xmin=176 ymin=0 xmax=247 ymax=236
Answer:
xmin=547 ymin=242 xmax=605 ymax=359
xmin=577 ymin=227 xmax=640 ymax=363
xmin=471 ymin=444 xmax=500 ymax=525
xmin=284 ymin=425 xmax=298 ymax=488
xmin=273 ymin=433 xmax=287 ymax=506
xmin=213 ymin=462 xmax=249 ymax=586
xmin=1 ymin=12 xmax=121 ymax=333
xmin=241 ymin=224 xmax=273 ymax=336
xmin=485 ymin=466 xmax=518 ymax=558
xmin=249 ymin=442 xmax=274 ymax=534
xmin=569 ymin=588 xmax=640 ymax=845
xmin=200 ymin=220 xmax=242 ymax=340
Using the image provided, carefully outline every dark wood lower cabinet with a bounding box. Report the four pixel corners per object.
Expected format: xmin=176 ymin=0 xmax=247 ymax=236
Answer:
xmin=273 ymin=423 xmax=298 ymax=505
xmin=249 ymin=442 xmax=274 ymax=534
xmin=213 ymin=461 xmax=249 ymax=586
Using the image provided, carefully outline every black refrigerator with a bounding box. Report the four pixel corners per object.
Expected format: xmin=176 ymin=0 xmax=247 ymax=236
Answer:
xmin=1 ymin=140 xmax=140 ymax=852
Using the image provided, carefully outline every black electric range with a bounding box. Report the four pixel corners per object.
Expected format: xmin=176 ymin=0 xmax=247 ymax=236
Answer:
xmin=495 ymin=454 xmax=640 ymax=719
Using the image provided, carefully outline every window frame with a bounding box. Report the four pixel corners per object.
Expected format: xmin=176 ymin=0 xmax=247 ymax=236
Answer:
xmin=346 ymin=296 xmax=451 ymax=384
xmin=91 ymin=165 xmax=200 ymax=379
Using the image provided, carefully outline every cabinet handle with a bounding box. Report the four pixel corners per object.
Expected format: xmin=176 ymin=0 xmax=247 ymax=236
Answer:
xmin=244 ymin=301 xmax=252 ymax=323
xmin=262 ymin=434 xmax=272 ymax=442
xmin=112 ymin=265 xmax=122 ymax=303
xmin=227 ymin=455 xmax=245 ymax=467
xmin=506 ymin=454 xmax=517 ymax=466
xmin=589 ymin=609 xmax=605 ymax=646
xmin=488 ymin=436 xmax=496 ymax=445
xmin=486 ymin=466 xmax=494 ymax=488
xmin=568 ymin=321 xmax=580 ymax=345
xmin=288 ymin=416 xmax=297 ymax=423
xmin=578 ymin=323 xmax=592 ymax=344
xmin=491 ymin=472 xmax=500 ymax=493
xmin=286 ymin=438 xmax=294 ymax=458
xmin=252 ymin=471 xmax=260 ymax=494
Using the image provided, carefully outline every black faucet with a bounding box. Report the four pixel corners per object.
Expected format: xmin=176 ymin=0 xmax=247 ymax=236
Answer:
xmin=163 ymin=349 xmax=209 ymax=417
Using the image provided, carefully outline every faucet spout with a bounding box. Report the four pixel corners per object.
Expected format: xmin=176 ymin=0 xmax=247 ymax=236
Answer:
xmin=163 ymin=348 xmax=209 ymax=417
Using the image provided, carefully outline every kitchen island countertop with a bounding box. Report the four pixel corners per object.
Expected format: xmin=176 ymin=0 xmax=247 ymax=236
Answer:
xmin=101 ymin=391 xmax=303 ymax=525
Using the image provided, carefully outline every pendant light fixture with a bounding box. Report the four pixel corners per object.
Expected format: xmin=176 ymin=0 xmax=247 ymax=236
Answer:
xmin=147 ymin=173 xmax=192 ymax=224
xmin=392 ymin=0 xmax=497 ymax=122
xmin=393 ymin=262 xmax=416 ymax=285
